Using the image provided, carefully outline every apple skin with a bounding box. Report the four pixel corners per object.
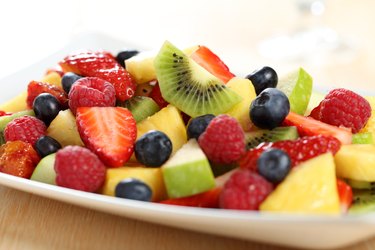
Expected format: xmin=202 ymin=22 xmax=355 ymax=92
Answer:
xmin=30 ymin=153 xmax=56 ymax=185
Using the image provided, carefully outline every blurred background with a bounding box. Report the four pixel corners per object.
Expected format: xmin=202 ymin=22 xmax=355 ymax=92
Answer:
xmin=0 ymin=0 xmax=374 ymax=92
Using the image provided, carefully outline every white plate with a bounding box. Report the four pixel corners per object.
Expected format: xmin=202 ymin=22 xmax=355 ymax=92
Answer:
xmin=0 ymin=33 xmax=375 ymax=250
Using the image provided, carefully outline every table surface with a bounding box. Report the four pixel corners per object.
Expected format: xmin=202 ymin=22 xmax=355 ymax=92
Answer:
xmin=1 ymin=1 xmax=375 ymax=249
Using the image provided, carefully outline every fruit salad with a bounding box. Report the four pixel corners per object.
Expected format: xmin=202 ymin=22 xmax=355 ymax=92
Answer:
xmin=0 ymin=40 xmax=374 ymax=215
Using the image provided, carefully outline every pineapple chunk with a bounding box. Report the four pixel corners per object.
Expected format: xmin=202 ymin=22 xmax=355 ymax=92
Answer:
xmin=359 ymin=97 xmax=375 ymax=141
xmin=260 ymin=153 xmax=341 ymax=215
xmin=335 ymin=144 xmax=375 ymax=182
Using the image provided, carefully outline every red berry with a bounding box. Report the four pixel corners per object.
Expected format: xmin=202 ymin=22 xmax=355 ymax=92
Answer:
xmin=198 ymin=114 xmax=245 ymax=164
xmin=220 ymin=169 xmax=273 ymax=210
xmin=337 ymin=179 xmax=353 ymax=214
xmin=59 ymin=50 xmax=136 ymax=101
xmin=311 ymin=88 xmax=371 ymax=133
xmin=4 ymin=116 xmax=46 ymax=146
xmin=0 ymin=141 xmax=40 ymax=178
xmin=148 ymin=82 xmax=169 ymax=109
xmin=54 ymin=146 xmax=106 ymax=192
xmin=68 ymin=77 xmax=116 ymax=114
xmin=309 ymin=103 xmax=322 ymax=120
xmin=27 ymin=80 xmax=68 ymax=109
xmin=239 ymin=135 xmax=341 ymax=170
xmin=0 ymin=111 xmax=11 ymax=117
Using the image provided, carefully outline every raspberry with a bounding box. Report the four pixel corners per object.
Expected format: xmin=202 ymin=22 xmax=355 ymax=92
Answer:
xmin=68 ymin=77 xmax=116 ymax=114
xmin=198 ymin=114 xmax=245 ymax=164
xmin=54 ymin=146 xmax=106 ymax=192
xmin=311 ymin=88 xmax=371 ymax=133
xmin=4 ymin=116 xmax=46 ymax=146
xmin=27 ymin=80 xmax=68 ymax=109
xmin=239 ymin=135 xmax=341 ymax=170
xmin=220 ymin=169 xmax=273 ymax=210
xmin=0 ymin=141 xmax=40 ymax=178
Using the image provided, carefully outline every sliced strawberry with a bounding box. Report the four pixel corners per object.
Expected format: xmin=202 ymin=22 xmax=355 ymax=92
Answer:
xmin=59 ymin=50 xmax=136 ymax=101
xmin=76 ymin=107 xmax=137 ymax=167
xmin=159 ymin=187 xmax=222 ymax=208
xmin=337 ymin=178 xmax=353 ymax=213
xmin=284 ymin=112 xmax=352 ymax=144
xmin=148 ymin=82 xmax=169 ymax=108
xmin=190 ymin=46 xmax=235 ymax=83
xmin=27 ymin=80 xmax=68 ymax=108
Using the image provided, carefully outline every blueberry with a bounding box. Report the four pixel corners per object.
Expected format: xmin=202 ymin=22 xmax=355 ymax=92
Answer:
xmin=115 ymin=178 xmax=152 ymax=202
xmin=257 ymin=148 xmax=291 ymax=184
xmin=116 ymin=50 xmax=139 ymax=68
xmin=246 ymin=66 xmax=278 ymax=95
xmin=61 ymin=72 xmax=82 ymax=94
xmin=33 ymin=93 xmax=62 ymax=126
xmin=135 ymin=130 xmax=172 ymax=167
xmin=35 ymin=135 xmax=62 ymax=158
xmin=250 ymin=88 xmax=290 ymax=129
xmin=186 ymin=114 xmax=215 ymax=140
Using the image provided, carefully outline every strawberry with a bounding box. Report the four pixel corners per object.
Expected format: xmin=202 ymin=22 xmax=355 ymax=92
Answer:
xmin=27 ymin=80 xmax=68 ymax=108
xmin=337 ymin=179 xmax=353 ymax=213
xmin=148 ymin=82 xmax=169 ymax=109
xmin=76 ymin=107 xmax=137 ymax=167
xmin=159 ymin=187 xmax=222 ymax=208
xmin=190 ymin=46 xmax=235 ymax=83
xmin=59 ymin=50 xmax=136 ymax=101
xmin=284 ymin=112 xmax=352 ymax=145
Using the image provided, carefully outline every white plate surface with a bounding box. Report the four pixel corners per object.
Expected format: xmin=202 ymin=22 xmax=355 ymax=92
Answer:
xmin=0 ymin=33 xmax=374 ymax=250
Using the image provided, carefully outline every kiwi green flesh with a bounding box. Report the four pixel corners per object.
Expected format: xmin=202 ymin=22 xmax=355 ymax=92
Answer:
xmin=0 ymin=110 xmax=35 ymax=145
xmin=349 ymin=189 xmax=375 ymax=214
xmin=154 ymin=41 xmax=242 ymax=118
xmin=117 ymin=96 xmax=160 ymax=123
xmin=347 ymin=179 xmax=375 ymax=190
xmin=245 ymin=126 xmax=299 ymax=150
xmin=352 ymin=132 xmax=373 ymax=144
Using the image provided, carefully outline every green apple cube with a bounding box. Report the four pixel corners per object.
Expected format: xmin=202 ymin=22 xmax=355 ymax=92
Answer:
xmin=30 ymin=153 xmax=56 ymax=185
xmin=162 ymin=139 xmax=215 ymax=198
xmin=277 ymin=67 xmax=313 ymax=115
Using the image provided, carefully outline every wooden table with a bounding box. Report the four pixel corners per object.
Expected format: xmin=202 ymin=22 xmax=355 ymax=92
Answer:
xmin=1 ymin=0 xmax=375 ymax=249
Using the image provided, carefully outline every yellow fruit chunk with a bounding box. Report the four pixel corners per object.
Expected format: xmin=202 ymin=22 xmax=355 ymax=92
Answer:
xmin=137 ymin=105 xmax=187 ymax=155
xmin=41 ymin=71 xmax=62 ymax=88
xmin=225 ymin=77 xmax=256 ymax=131
xmin=359 ymin=97 xmax=375 ymax=140
xmin=260 ymin=153 xmax=340 ymax=215
xmin=335 ymin=144 xmax=375 ymax=182
xmin=101 ymin=166 xmax=167 ymax=201
xmin=47 ymin=110 xmax=84 ymax=147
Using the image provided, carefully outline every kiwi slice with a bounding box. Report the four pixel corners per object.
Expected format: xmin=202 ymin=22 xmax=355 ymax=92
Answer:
xmin=347 ymin=179 xmax=375 ymax=190
xmin=352 ymin=132 xmax=373 ymax=144
xmin=154 ymin=41 xmax=242 ymax=118
xmin=117 ymin=96 xmax=160 ymax=123
xmin=245 ymin=126 xmax=299 ymax=149
xmin=349 ymin=189 xmax=375 ymax=214
xmin=0 ymin=110 xmax=35 ymax=145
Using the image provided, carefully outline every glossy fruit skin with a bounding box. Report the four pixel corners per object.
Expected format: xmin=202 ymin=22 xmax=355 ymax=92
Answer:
xmin=186 ymin=114 xmax=215 ymax=140
xmin=246 ymin=66 xmax=278 ymax=95
xmin=257 ymin=148 xmax=291 ymax=184
xmin=27 ymin=80 xmax=68 ymax=109
xmin=135 ymin=130 xmax=172 ymax=167
xmin=33 ymin=93 xmax=62 ymax=126
xmin=61 ymin=72 xmax=82 ymax=94
xmin=35 ymin=135 xmax=62 ymax=158
xmin=250 ymin=88 xmax=290 ymax=130
xmin=337 ymin=178 xmax=353 ymax=213
xmin=115 ymin=178 xmax=152 ymax=202
xmin=116 ymin=50 xmax=139 ymax=68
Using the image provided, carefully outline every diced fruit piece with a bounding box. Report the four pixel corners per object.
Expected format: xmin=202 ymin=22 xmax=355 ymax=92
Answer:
xmin=260 ymin=153 xmax=341 ymax=215
xmin=189 ymin=45 xmax=235 ymax=83
xmin=225 ymin=77 xmax=256 ymax=131
xmin=349 ymin=189 xmax=375 ymax=214
xmin=245 ymin=126 xmax=299 ymax=149
xmin=220 ymin=169 xmax=273 ymax=210
xmin=160 ymin=187 xmax=222 ymax=208
xmin=59 ymin=50 xmax=136 ymax=101
xmin=250 ymin=88 xmax=290 ymax=130
xmin=162 ymin=139 xmax=215 ymax=198
xmin=33 ymin=93 xmax=63 ymax=126
xmin=154 ymin=41 xmax=242 ymax=118
xmin=187 ymin=114 xmax=215 ymax=140
xmin=118 ymin=96 xmax=160 ymax=123
xmin=0 ymin=110 xmax=35 ymax=145
xmin=46 ymin=110 xmax=84 ymax=147
xmin=102 ymin=166 xmax=166 ymax=201
xmin=135 ymin=80 xmax=156 ymax=97
xmin=41 ymin=71 xmax=63 ymax=88
xmin=352 ymin=132 xmax=373 ymax=144
xmin=30 ymin=153 xmax=56 ymax=185
xmin=0 ymin=141 xmax=40 ymax=178
xmin=27 ymin=80 xmax=68 ymax=109
xmin=125 ymin=51 xmax=157 ymax=84
xmin=334 ymin=144 xmax=375 ymax=182
xmin=148 ymin=82 xmax=169 ymax=109
xmin=35 ymin=136 xmax=62 ymax=158
xmin=55 ymin=146 xmax=106 ymax=192
xmin=284 ymin=112 xmax=352 ymax=145
xmin=76 ymin=107 xmax=137 ymax=168
xmin=61 ymin=72 xmax=82 ymax=94
xmin=337 ymin=179 xmax=353 ymax=213
xmin=198 ymin=115 xmax=246 ymax=164
xmin=347 ymin=179 xmax=375 ymax=189
xmin=136 ymin=105 xmax=187 ymax=156
xmin=359 ymin=96 xmax=375 ymax=136
xmin=116 ymin=50 xmax=139 ymax=67
xmin=115 ymin=178 xmax=152 ymax=201
xmin=257 ymin=149 xmax=291 ymax=184
xmin=277 ymin=67 xmax=313 ymax=115
xmin=245 ymin=66 xmax=278 ymax=95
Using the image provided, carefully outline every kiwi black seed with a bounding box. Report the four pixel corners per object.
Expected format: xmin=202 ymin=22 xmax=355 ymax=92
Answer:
xmin=154 ymin=41 xmax=242 ymax=118
xmin=117 ymin=96 xmax=160 ymax=123
xmin=245 ymin=126 xmax=299 ymax=149
xmin=349 ymin=189 xmax=375 ymax=214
